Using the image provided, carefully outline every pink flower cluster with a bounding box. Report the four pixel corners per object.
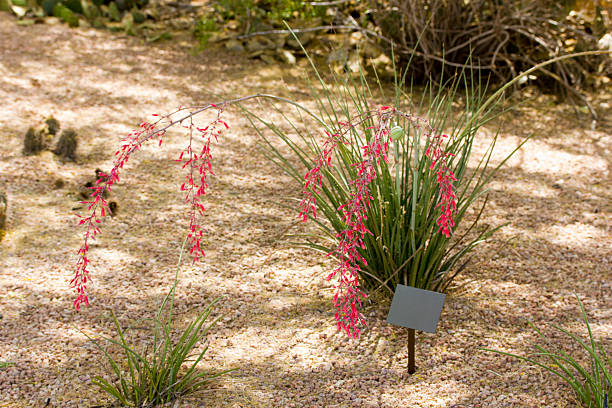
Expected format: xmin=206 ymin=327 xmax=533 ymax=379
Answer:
xmin=177 ymin=105 xmax=228 ymax=264
xmin=72 ymin=105 xmax=226 ymax=310
xmin=300 ymin=107 xmax=396 ymax=337
xmin=299 ymin=131 xmax=348 ymax=221
xmin=425 ymin=135 xmax=457 ymax=237
xmin=300 ymin=106 xmax=457 ymax=337
xmin=73 ymin=121 xmax=166 ymax=310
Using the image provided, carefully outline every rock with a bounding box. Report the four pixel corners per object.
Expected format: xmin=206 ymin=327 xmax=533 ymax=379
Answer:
xmin=10 ymin=5 xmax=26 ymax=17
xmin=224 ymin=39 xmax=244 ymax=53
xmin=370 ymin=52 xmax=392 ymax=68
xmin=599 ymin=33 xmax=612 ymax=51
xmin=44 ymin=16 xmax=60 ymax=25
xmin=23 ymin=127 xmax=43 ymax=155
xmin=245 ymin=37 xmax=275 ymax=53
xmin=260 ymin=52 xmax=277 ymax=65
xmin=53 ymin=129 xmax=77 ymax=161
xmin=350 ymin=31 xmax=364 ymax=45
xmin=347 ymin=52 xmax=361 ymax=73
xmin=0 ymin=192 xmax=6 ymax=242
xmin=278 ymin=49 xmax=296 ymax=65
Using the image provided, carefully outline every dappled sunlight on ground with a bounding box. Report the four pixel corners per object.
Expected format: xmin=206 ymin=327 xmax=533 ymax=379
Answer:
xmin=0 ymin=11 xmax=610 ymax=408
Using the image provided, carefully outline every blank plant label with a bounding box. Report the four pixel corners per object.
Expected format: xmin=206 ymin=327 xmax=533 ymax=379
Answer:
xmin=386 ymin=285 xmax=446 ymax=333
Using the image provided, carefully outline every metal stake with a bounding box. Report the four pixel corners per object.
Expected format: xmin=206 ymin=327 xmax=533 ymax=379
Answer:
xmin=408 ymin=328 xmax=416 ymax=374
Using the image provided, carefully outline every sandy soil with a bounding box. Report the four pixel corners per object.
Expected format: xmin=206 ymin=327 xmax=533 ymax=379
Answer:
xmin=0 ymin=12 xmax=611 ymax=408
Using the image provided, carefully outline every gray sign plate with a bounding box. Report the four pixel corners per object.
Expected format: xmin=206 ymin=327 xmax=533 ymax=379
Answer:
xmin=386 ymin=284 xmax=446 ymax=333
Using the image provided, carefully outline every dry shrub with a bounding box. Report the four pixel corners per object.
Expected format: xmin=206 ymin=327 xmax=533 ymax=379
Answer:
xmin=371 ymin=0 xmax=610 ymax=103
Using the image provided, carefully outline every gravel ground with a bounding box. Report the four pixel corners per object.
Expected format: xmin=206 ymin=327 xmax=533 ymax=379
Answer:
xmin=0 ymin=12 xmax=611 ymax=408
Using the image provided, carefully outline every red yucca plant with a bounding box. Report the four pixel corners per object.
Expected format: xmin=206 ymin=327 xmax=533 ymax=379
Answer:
xmin=71 ymin=94 xmax=456 ymax=338
xmin=74 ymin=50 xmax=602 ymax=337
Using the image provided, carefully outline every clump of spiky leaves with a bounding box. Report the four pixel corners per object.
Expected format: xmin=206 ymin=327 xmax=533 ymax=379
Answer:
xmin=85 ymin=238 xmax=235 ymax=407
xmin=244 ymin=48 xmax=522 ymax=300
xmin=484 ymin=296 xmax=611 ymax=408
xmin=243 ymin=42 xmax=608 ymax=336
xmin=0 ymin=362 xmax=15 ymax=369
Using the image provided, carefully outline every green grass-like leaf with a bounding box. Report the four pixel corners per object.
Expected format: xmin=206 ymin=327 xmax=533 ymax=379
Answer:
xmin=483 ymin=295 xmax=611 ymax=408
xmin=85 ymin=237 xmax=236 ymax=407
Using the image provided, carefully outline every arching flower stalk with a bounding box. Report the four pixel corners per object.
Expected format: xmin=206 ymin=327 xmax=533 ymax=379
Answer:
xmin=72 ymin=104 xmax=227 ymax=310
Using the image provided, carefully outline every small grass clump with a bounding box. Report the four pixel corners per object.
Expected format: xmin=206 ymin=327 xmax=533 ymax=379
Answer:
xmin=484 ymin=295 xmax=611 ymax=408
xmin=85 ymin=239 xmax=235 ymax=407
